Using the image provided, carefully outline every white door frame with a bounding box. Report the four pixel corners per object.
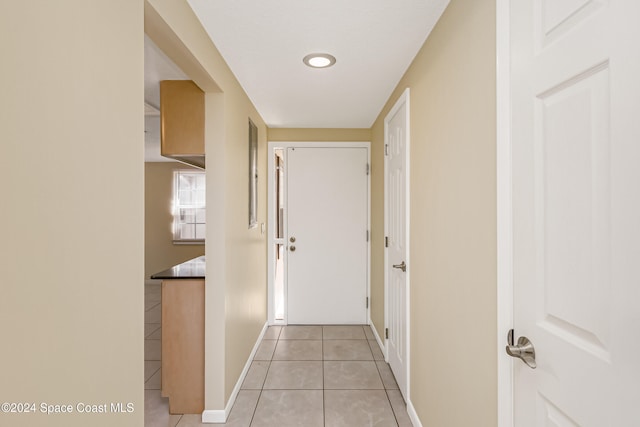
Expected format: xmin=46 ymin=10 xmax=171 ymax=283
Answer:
xmin=267 ymin=141 xmax=371 ymax=325
xmin=384 ymin=88 xmax=411 ymax=400
xmin=496 ymin=1 xmax=513 ymax=426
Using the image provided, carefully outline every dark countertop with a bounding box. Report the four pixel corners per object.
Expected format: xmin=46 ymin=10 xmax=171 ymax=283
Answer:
xmin=150 ymin=256 xmax=205 ymax=279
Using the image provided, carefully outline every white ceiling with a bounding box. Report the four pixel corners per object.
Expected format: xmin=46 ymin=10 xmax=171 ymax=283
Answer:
xmin=144 ymin=1 xmax=449 ymax=160
xmin=186 ymin=0 xmax=450 ymax=128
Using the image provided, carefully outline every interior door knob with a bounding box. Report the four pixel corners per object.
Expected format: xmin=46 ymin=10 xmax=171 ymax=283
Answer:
xmin=290 ymin=237 xmax=296 ymax=243
xmin=289 ymin=245 xmax=296 ymax=252
xmin=506 ymin=329 xmax=536 ymax=369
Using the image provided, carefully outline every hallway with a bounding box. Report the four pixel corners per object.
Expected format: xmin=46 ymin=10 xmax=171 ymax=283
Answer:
xmin=144 ymin=284 xmax=411 ymax=426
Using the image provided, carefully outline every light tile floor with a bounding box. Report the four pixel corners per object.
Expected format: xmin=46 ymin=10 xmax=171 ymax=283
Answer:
xmin=144 ymin=283 xmax=412 ymax=426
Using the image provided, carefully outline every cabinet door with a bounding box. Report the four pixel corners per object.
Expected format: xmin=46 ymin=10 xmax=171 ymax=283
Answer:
xmin=161 ymin=279 xmax=204 ymax=414
xmin=160 ymin=80 xmax=204 ymax=156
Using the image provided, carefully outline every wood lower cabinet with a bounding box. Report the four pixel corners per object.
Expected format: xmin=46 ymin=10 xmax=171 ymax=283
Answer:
xmin=161 ymin=279 xmax=204 ymax=414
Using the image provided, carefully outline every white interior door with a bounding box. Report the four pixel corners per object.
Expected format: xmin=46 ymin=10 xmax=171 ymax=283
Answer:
xmin=286 ymin=146 xmax=369 ymax=325
xmin=510 ymin=1 xmax=640 ymax=425
xmin=385 ymin=89 xmax=409 ymax=399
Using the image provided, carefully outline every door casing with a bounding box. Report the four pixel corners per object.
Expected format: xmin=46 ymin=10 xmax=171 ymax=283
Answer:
xmin=267 ymin=141 xmax=371 ymax=325
xmin=384 ymin=88 xmax=411 ymax=401
xmin=496 ymin=1 xmax=513 ymax=426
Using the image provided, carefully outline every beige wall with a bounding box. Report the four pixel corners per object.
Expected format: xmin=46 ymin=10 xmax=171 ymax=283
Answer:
xmin=0 ymin=1 xmax=143 ymax=426
xmin=268 ymin=128 xmax=371 ymax=142
xmin=145 ymin=0 xmax=268 ymax=410
xmin=145 ymin=162 xmax=204 ymax=279
xmin=219 ymin=85 xmax=268 ymax=404
xmin=370 ymin=0 xmax=497 ymax=425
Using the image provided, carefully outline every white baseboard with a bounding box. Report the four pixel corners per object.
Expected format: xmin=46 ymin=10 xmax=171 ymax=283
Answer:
xmin=368 ymin=321 xmax=387 ymax=360
xmin=201 ymin=321 xmax=269 ymax=424
xmin=201 ymin=409 xmax=225 ymax=423
xmin=369 ymin=321 xmax=419 ymax=426
xmin=407 ymin=399 xmax=423 ymax=427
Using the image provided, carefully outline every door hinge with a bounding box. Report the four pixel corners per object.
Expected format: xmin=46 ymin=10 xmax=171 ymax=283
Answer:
xmin=366 ymin=297 xmax=369 ymax=309
xmin=385 ymin=144 xmax=389 ymax=156
xmin=385 ymin=328 xmax=389 ymax=339
xmin=366 ymin=230 xmax=370 ymax=242
xmin=366 ymin=163 xmax=370 ymax=175
xmin=385 ymin=236 xmax=389 ymax=247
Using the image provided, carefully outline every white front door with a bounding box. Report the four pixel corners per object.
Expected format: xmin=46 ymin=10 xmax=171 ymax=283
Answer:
xmin=286 ymin=146 xmax=369 ymax=325
xmin=510 ymin=1 xmax=640 ymax=425
xmin=385 ymin=89 xmax=409 ymax=399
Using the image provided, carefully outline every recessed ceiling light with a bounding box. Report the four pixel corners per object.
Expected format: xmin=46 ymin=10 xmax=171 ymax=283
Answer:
xmin=303 ymin=53 xmax=336 ymax=68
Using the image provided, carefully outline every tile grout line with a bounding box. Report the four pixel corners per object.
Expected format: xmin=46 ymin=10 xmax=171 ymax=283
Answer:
xmin=144 ymin=366 xmax=161 ymax=386
xmin=226 ymin=325 xmax=406 ymax=426
xmin=145 ymin=301 xmax=162 ymax=312
xmin=384 ymin=389 xmax=401 ymax=427
xmin=247 ymin=331 xmax=274 ymax=427
xmin=371 ymin=321 xmax=401 ymax=426
xmin=323 ymin=325 xmax=328 ymax=427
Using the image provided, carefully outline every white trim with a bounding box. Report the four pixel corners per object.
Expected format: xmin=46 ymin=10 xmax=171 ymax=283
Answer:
xmin=496 ymin=1 xmax=514 ymax=426
xmin=371 ymin=323 xmax=420 ymax=426
xmin=383 ymin=88 xmax=411 ymax=401
xmin=267 ymin=143 xmax=277 ymax=324
xmin=404 ymin=90 xmax=411 ymax=403
xmin=267 ymin=141 xmax=371 ymax=326
xmin=407 ymin=400 xmax=423 ymax=427
xmin=366 ymin=145 xmax=372 ymax=325
xmin=201 ymin=408 xmax=225 ymax=423
xmin=201 ymin=321 xmax=269 ymax=423
xmin=369 ymin=321 xmax=386 ymax=359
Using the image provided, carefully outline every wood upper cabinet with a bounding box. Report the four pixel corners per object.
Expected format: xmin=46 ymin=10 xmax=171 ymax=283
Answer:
xmin=160 ymin=80 xmax=205 ymax=168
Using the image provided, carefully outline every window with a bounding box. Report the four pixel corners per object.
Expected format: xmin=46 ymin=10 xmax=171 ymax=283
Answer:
xmin=173 ymin=171 xmax=205 ymax=243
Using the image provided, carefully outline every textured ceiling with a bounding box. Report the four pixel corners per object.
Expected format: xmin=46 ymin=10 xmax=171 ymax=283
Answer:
xmin=187 ymin=0 xmax=449 ymax=128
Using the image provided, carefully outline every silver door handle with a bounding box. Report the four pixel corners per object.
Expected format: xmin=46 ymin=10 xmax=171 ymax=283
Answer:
xmin=392 ymin=261 xmax=406 ymax=272
xmin=506 ymin=329 xmax=536 ymax=369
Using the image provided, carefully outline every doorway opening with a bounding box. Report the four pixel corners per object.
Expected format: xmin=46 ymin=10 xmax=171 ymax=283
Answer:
xmin=268 ymin=142 xmax=371 ymax=325
xmin=384 ymin=88 xmax=410 ymax=400
xmin=273 ymin=148 xmax=285 ymax=321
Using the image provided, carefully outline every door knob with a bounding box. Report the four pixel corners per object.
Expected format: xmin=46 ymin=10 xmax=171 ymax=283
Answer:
xmin=506 ymin=329 xmax=536 ymax=369
xmin=289 ymin=245 xmax=296 ymax=252
xmin=290 ymin=237 xmax=296 ymax=243
xmin=392 ymin=261 xmax=406 ymax=272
